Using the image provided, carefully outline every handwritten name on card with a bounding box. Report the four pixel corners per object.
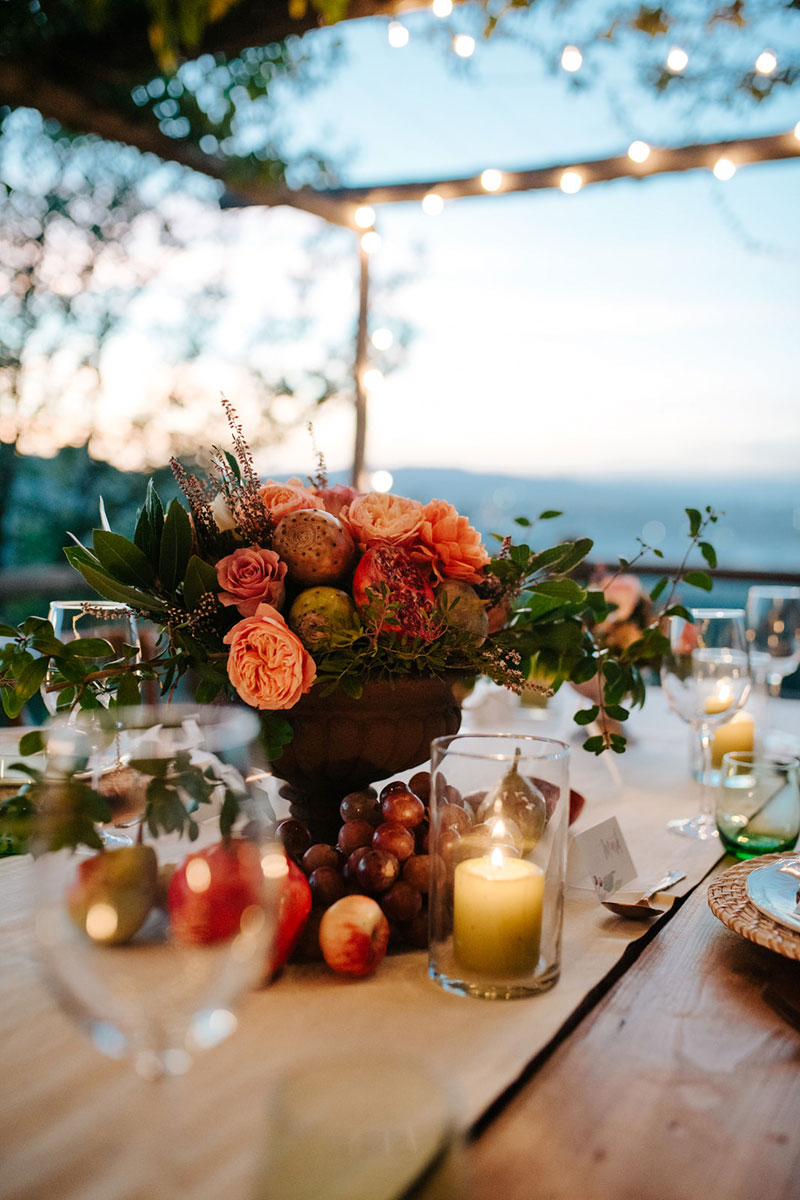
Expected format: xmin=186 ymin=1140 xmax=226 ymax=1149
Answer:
xmin=573 ymin=817 xmax=637 ymax=899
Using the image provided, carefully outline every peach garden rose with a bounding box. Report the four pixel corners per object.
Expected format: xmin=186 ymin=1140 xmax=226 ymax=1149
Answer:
xmin=258 ymin=477 xmax=324 ymax=524
xmin=216 ymin=546 xmax=288 ymax=617
xmin=412 ymin=499 xmax=490 ymax=584
xmin=224 ymin=603 xmax=317 ymax=710
xmin=341 ymin=492 xmax=424 ymax=548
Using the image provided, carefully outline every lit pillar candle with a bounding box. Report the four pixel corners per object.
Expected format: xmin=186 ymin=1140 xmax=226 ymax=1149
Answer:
xmin=711 ymin=711 xmax=755 ymax=768
xmin=705 ymin=682 xmax=733 ymax=715
xmin=453 ymin=848 xmax=544 ymax=976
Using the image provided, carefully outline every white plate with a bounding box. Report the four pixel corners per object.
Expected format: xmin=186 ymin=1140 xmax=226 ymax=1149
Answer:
xmin=746 ymin=859 xmax=800 ymax=935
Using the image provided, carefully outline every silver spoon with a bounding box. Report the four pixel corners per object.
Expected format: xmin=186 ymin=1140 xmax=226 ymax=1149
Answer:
xmin=601 ymin=870 xmax=686 ymax=918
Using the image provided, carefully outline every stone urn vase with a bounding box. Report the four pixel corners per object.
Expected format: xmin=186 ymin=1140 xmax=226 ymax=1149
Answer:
xmin=271 ymin=675 xmax=463 ymax=841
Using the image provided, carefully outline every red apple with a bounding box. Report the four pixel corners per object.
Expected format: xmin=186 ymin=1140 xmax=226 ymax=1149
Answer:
xmin=270 ymin=855 xmax=313 ymax=974
xmin=318 ymin=894 xmax=390 ymax=977
xmin=168 ymin=838 xmax=264 ymax=946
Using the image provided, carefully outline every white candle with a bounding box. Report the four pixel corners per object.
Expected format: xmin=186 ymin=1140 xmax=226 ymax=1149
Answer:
xmin=453 ymin=848 xmax=544 ymax=976
xmin=711 ymin=710 xmax=754 ymax=768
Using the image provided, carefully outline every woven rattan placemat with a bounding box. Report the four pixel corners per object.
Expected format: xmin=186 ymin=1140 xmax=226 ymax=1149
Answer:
xmin=708 ymin=853 xmax=800 ymax=962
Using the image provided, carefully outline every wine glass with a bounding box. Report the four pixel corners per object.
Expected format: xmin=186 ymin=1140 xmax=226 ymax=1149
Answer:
xmin=34 ymin=705 xmax=283 ymax=1090
xmin=44 ymin=600 xmax=140 ymax=715
xmin=746 ymin=586 xmax=800 ymax=749
xmin=660 ymin=608 xmax=751 ymax=839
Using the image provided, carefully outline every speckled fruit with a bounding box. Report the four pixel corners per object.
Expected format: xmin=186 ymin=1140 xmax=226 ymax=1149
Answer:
xmin=288 ymin=587 xmax=359 ymax=650
xmin=272 ymin=509 xmax=355 ymax=587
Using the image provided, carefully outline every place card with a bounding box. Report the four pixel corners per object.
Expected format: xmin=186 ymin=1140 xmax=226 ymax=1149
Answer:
xmin=569 ymin=816 xmax=637 ymax=899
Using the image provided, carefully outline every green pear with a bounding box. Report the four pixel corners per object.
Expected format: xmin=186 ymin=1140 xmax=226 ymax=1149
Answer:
xmin=67 ymin=844 xmax=158 ymax=945
xmin=475 ymin=749 xmax=548 ymax=852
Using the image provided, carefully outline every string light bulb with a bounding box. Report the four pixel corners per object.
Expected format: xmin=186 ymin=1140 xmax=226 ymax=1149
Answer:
xmin=422 ymin=191 xmax=444 ymax=215
xmin=362 ymin=368 xmax=384 ymax=391
xmin=561 ymin=45 xmax=583 ymax=72
xmin=371 ymin=328 xmax=393 ymax=351
xmin=480 ymin=168 xmax=503 ymax=192
xmin=559 ymin=170 xmax=583 ymax=194
xmin=432 ymin=0 xmax=452 ymax=15
xmin=755 ymin=50 xmax=777 ymax=75
xmin=360 ymin=230 xmax=382 ymax=254
xmin=354 ymin=205 xmax=375 ymax=229
xmin=387 ymin=21 xmax=409 ymax=48
xmin=713 ymin=157 xmax=736 ymax=181
xmin=627 ymin=140 xmax=651 ymax=164
xmin=453 ymin=34 xmax=475 ymax=58
xmin=666 ymin=47 xmax=688 ymax=73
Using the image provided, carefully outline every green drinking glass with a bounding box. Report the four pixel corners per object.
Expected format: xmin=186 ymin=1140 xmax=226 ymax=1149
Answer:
xmin=716 ymin=751 xmax=800 ymax=859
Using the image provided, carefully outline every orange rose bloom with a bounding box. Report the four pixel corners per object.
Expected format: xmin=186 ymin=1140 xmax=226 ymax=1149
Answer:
xmin=341 ymin=492 xmax=424 ymax=548
xmin=412 ymin=500 xmax=490 ymax=584
xmin=224 ymin=604 xmax=316 ymax=710
xmin=258 ymin=477 xmax=324 ymax=524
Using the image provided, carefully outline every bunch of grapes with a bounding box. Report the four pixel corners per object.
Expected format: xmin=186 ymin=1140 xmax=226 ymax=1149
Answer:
xmin=274 ymin=770 xmax=469 ymax=958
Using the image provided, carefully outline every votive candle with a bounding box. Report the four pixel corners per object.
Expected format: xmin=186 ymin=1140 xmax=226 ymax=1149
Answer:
xmin=453 ymin=849 xmax=544 ymax=976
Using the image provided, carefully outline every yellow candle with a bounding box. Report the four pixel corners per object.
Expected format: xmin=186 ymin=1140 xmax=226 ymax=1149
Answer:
xmin=453 ymin=849 xmax=544 ymax=976
xmin=711 ymin=711 xmax=754 ymax=768
xmin=705 ymin=683 xmax=733 ymax=715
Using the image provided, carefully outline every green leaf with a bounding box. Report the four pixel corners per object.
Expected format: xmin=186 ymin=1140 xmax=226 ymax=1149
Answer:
xmin=159 ymin=499 xmax=193 ymax=593
xmin=699 ymin=541 xmax=717 ymax=569
xmin=534 ymin=579 xmax=587 ymax=603
xmin=183 ymin=555 xmax=220 ymax=610
xmin=571 ymin=657 xmax=598 ymax=685
xmin=538 ymin=510 xmax=563 ymax=520
xmin=663 ymin=604 xmax=693 ymax=621
xmin=650 ymin=576 xmax=669 ymax=602
xmin=0 ymin=623 xmax=19 ymax=638
xmin=65 ymin=637 xmax=115 ymax=659
xmin=513 ymin=516 xmax=531 ymax=527
xmin=609 ymin=734 xmax=627 ymax=754
xmin=133 ymin=479 xmax=165 ymax=560
xmin=605 ymin=705 xmax=629 ymax=721
xmin=93 ymin=530 xmax=154 ymax=588
xmin=574 ymin=706 xmax=599 ymax=725
xmin=19 ymin=730 xmax=45 ymax=756
xmin=553 ymin=537 xmax=593 ymax=575
xmin=683 ymin=570 xmax=713 ymax=592
xmin=685 ymin=507 xmax=702 ymax=537
xmin=4 ymin=657 xmax=48 ymax=719
xmin=195 ymin=677 xmax=223 ymax=704
xmin=67 ymin=554 xmax=167 ymax=613
xmin=582 ymin=735 xmax=606 ymax=755
xmin=114 ymin=672 xmax=141 ymax=707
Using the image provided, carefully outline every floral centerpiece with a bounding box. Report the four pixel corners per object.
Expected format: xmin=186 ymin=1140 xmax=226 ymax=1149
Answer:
xmin=0 ymin=401 xmax=719 ymax=769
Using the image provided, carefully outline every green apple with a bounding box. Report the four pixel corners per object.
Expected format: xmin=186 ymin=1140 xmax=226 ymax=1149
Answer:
xmin=288 ymin=586 xmax=359 ymax=650
xmin=67 ymin=844 xmax=158 ymax=945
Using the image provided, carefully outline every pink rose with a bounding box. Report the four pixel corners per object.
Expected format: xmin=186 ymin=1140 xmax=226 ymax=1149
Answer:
xmin=258 ymin=477 xmax=324 ymax=524
xmin=224 ymin=603 xmax=316 ymax=711
xmin=216 ymin=547 xmax=287 ymax=617
xmin=314 ymin=484 xmax=360 ymax=519
xmin=411 ymin=499 xmax=490 ymax=584
xmin=341 ymin=492 xmax=424 ymax=548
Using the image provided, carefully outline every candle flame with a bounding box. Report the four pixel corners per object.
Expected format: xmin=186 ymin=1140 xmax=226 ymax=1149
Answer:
xmin=490 ymin=846 xmax=505 ymax=869
xmin=718 ymin=683 xmax=732 ymax=704
xmin=491 ymin=819 xmax=507 ymax=839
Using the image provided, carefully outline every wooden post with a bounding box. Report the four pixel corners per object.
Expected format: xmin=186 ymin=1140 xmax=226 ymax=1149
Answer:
xmin=352 ymin=239 xmax=370 ymax=490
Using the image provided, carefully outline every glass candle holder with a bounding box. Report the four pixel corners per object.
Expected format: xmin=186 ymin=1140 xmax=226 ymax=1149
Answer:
xmin=716 ymin=750 xmax=800 ymax=859
xmin=428 ymin=733 xmax=570 ymax=1000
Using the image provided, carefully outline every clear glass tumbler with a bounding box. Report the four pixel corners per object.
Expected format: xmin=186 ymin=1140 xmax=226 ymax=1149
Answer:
xmin=428 ymin=733 xmax=570 ymax=1000
xmin=716 ymin=750 xmax=800 ymax=859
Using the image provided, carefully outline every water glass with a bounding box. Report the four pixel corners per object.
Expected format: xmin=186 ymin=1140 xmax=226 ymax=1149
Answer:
xmin=427 ymin=733 xmax=570 ymax=1000
xmin=715 ymin=751 xmax=800 ymax=859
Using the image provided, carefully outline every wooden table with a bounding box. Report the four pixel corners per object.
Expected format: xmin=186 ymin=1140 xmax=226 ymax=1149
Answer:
xmin=469 ymin=863 xmax=800 ymax=1200
xmin=2 ymin=691 xmax=799 ymax=1200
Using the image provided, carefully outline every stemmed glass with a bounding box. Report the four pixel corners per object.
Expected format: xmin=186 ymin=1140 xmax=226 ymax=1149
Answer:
xmin=34 ymin=705 xmax=283 ymax=1091
xmin=44 ymin=600 xmax=140 ymax=715
xmin=660 ymin=608 xmax=751 ymax=839
xmin=746 ymin=586 xmax=800 ymax=749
